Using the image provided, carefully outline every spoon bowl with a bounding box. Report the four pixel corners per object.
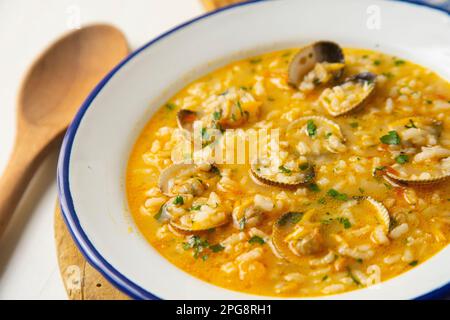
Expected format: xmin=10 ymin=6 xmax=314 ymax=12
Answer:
xmin=0 ymin=24 xmax=129 ymax=238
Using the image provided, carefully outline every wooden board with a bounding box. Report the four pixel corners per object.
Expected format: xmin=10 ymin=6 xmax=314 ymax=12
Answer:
xmin=54 ymin=205 xmax=129 ymax=300
xmin=55 ymin=0 xmax=244 ymax=300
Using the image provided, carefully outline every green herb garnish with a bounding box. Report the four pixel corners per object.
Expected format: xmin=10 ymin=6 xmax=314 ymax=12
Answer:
xmin=395 ymin=154 xmax=409 ymax=164
xmin=337 ymin=217 xmax=352 ymax=229
xmin=306 ymin=120 xmax=317 ymax=137
xmin=380 ymin=130 xmax=400 ymax=145
xmin=409 ymin=260 xmax=418 ymax=267
xmin=210 ymin=244 xmax=225 ymax=253
xmin=308 ymin=183 xmax=320 ymax=193
xmin=173 ymin=196 xmax=184 ymax=205
xmin=213 ymin=110 xmax=222 ymax=120
xmin=279 ymin=165 xmax=292 ymax=175
xmin=347 ymin=267 xmax=361 ymax=285
xmin=327 ymin=189 xmax=348 ymax=201
xmin=249 ymin=58 xmax=262 ymax=64
xmin=248 ymin=236 xmax=265 ymax=245
xmin=153 ymin=205 xmax=164 ymax=221
xmin=165 ymin=102 xmax=176 ymax=110
xmin=183 ymin=235 xmax=210 ymax=259
xmin=277 ymin=212 xmax=304 ymax=227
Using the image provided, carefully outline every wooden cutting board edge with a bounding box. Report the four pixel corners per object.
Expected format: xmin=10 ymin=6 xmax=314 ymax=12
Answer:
xmin=54 ymin=0 xmax=243 ymax=300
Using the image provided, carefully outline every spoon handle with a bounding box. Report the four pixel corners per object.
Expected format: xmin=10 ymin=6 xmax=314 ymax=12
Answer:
xmin=0 ymin=136 xmax=54 ymax=238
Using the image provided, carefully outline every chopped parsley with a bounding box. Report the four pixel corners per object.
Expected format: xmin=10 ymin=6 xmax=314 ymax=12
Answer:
xmin=236 ymin=101 xmax=244 ymax=116
xmin=373 ymin=59 xmax=381 ymax=66
xmin=165 ymin=102 xmax=176 ymax=110
xmin=395 ymin=154 xmax=409 ymax=164
xmin=337 ymin=217 xmax=352 ymax=229
xmin=213 ymin=110 xmax=222 ymax=120
xmin=327 ymin=189 xmax=349 ymax=201
xmin=322 ymin=275 xmax=329 ymax=281
xmin=277 ymin=212 xmax=303 ymax=227
xmin=173 ymin=195 xmax=184 ymax=205
xmin=409 ymin=260 xmax=418 ymax=267
xmin=374 ymin=166 xmax=387 ymax=174
xmin=318 ymin=197 xmax=326 ymax=204
xmin=249 ymin=58 xmax=262 ymax=64
xmin=279 ymin=165 xmax=292 ymax=175
xmin=210 ymin=244 xmax=225 ymax=253
xmin=308 ymin=183 xmax=320 ymax=193
xmin=394 ymin=59 xmax=406 ymax=66
xmin=190 ymin=205 xmax=202 ymax=211
xmin=380 ymin=130 xmax=400 ymax=145
xmin=183 ymin=236 xmax=209 ymax=259
xmin=350 ymin=122 xmax=359 ymax=128
xmin=248 ymin=236 xmax=265 ymax=245
xmin=306 ymin=120 xmax=317 ymax=137
xmin=347 ymin=267 xmax=361 ymax=285
xmin=153 ymin=204 xmax=164 ymax=221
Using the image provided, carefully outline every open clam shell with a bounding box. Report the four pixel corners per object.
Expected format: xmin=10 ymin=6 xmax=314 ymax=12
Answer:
xmin=158 ymin=163 xmax=198 ymax=195
xmin=286 ymin=116 xmax=346 ymax=154
xmin=388 ymin=116 xmax=443 ymax=147
xmin=288 ymin=41 xmax=345 ymax=88
xmin=272 ymin=197 xmax=390 ymax=264
xmin=272 ymin=211 xmax=307 ymax=264
xmin=250 ymin=158 xmax=315 ymax=188
xmin=319 ymin=72 xmax=377 ymax=117
xmin=364 ymin=196 xmax=390 ymax=231
xmin=385 ymin=159 xmax=450 ymax=185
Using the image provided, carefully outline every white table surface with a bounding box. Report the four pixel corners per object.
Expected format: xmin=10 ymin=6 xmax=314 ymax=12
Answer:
xmin=0 ymin=0 xmax=203 ymax=300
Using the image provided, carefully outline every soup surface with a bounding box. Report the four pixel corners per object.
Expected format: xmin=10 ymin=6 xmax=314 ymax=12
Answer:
xmin=126 ymin=45 xmax=450 ymax=297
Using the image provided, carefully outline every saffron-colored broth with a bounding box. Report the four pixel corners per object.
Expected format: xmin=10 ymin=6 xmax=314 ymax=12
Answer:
xmin=126 ymin=47 xmax=450 ymax=297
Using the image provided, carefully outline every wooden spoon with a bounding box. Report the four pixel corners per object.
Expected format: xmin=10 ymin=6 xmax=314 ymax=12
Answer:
xmin=0 ymin=24 xmax=129 ymax=238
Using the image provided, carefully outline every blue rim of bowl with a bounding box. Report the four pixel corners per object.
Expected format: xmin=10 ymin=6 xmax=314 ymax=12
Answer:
xmin=57 ymin=0 xmax=450 ymax=300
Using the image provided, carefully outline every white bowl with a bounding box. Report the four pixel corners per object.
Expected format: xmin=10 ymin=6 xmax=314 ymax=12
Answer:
xmin=58 ymin=0 xmax=450 ymax=300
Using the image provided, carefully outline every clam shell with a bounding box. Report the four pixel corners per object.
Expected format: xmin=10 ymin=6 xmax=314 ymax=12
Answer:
xmin=250 ymin=160 xmax=315 ymax=188
xmin=272 ymin=197 xmax=390 ymax=263
xmin=158 ymin=163 xmax=198 ymax=196
xmin=385 ymin=170 xmax=450 ymax=185
xmin=272 ymin=212 xmax=306 ymax=264
xmin=364 ymin=196 xmax=390 ymax=231
xmin=320 ymin=72 xmax=377 ymax=117
xmin=286 ymin=116 xmax=346 ymax=153
xmin=288 ymin=41 xmax=345 ymax=88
